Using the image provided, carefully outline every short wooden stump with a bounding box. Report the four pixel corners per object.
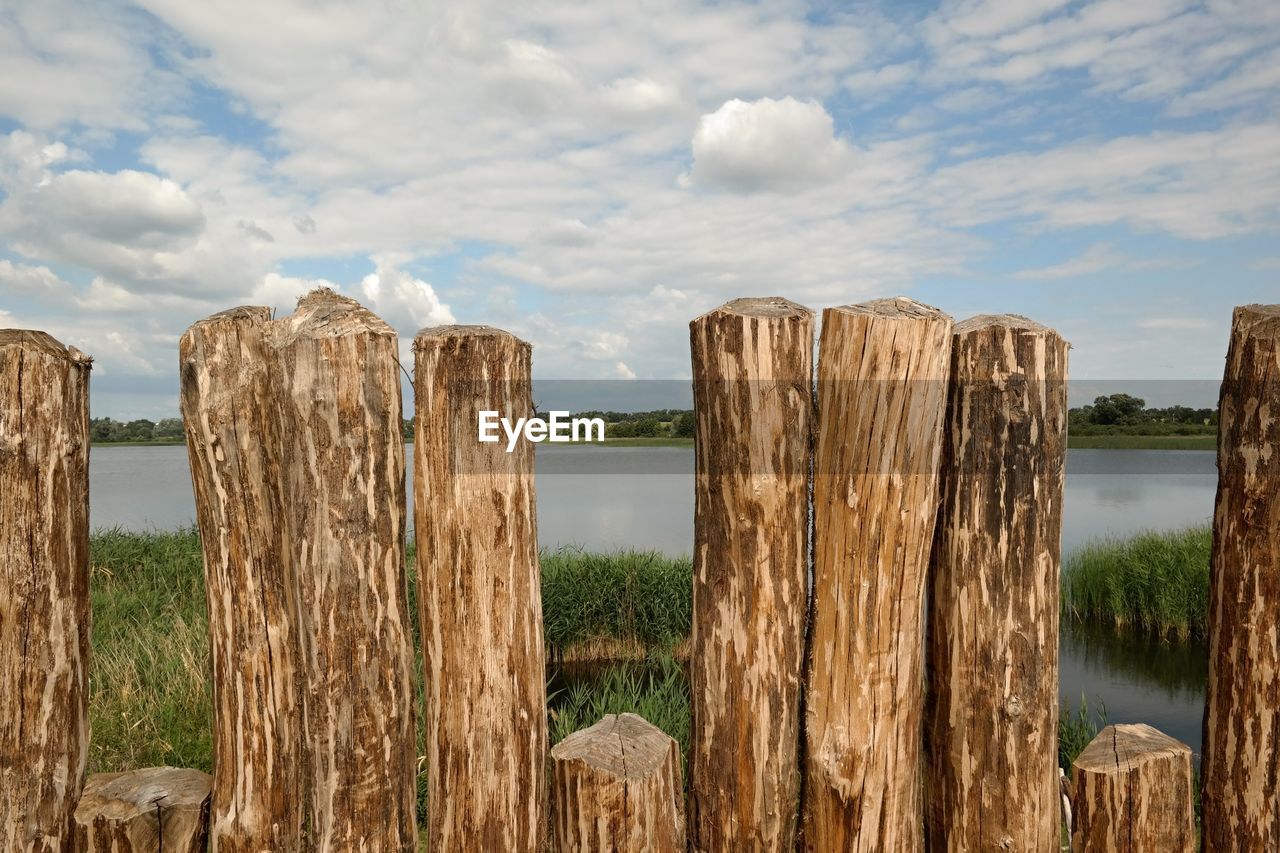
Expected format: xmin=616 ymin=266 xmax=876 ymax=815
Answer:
xmin=73 ymin=767 xmax=212 ymax=852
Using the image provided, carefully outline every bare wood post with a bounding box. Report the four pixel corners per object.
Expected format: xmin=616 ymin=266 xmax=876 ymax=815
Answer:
xmin=802 ymin=298 xmax=953 ymax=852
xmin=179 ymin=308 xmax=304 ymax=852
xmin=551 ymin=713 xmax=685 ymax=852
xmin=267 ymin=290 xmax=417 ymax=850
xmin=688 ymin=297 xmax=813 ymax=850
xmin=413 ymin=325 xmax=547 ymax=851
xmin=1202 ymin=303 xmax=1280 ymax=851
xmin=73 ymin=767 xmax=212 ymax=853
xmin=1070 ymin=724 xmax=1196 ymax=852
xmin=924 ymin=315 xmax=1068 ymax=852
xmin=0 ymin=330 xmax=92 ymax=853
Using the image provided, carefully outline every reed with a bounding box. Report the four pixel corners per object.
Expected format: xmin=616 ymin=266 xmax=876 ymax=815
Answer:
xmin=1062 ymin=525 xmax=1211 ymax=638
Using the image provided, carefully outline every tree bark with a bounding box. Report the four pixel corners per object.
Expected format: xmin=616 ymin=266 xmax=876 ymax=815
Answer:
xmin=72 ymin=767 xmax=212 ymax=853
xmin=688 ymin=297 xmax=812 ymax=851
xmin=924 ymin=315 xmax=1068 ymax=852
xmin=413 ymin=325 xmax=547 ymax=851
xmin=1070 ymin=724 xmax=1195 ymax=853
xmin=551 ymin=713 xmax=685 ymax=852
xmin=179 ymin=308 xmax=305 ymax=852
xmin=1202 ymin=303 xmax=1280 ymax=851
xmin=266 ymin=289 xmax=417 ymax=851
xmin=802 ymin=297 xmax=953 ymax=853
xmin=0 ymin=329 xmax=92 ymax=853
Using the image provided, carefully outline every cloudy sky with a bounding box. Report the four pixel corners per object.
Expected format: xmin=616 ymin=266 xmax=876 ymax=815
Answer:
xmin=1 ymin=0 xmax=1277 ymax=417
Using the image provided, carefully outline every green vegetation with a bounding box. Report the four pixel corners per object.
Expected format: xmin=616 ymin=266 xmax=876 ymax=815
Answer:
xmin=90 ymin=417 xmax=185 ymax=444
xmin=1058 ymin=696 xmax=1108 ymax=773
xmin=1062 ymin=525 xmax=1212 ymax=639
xmin=1067 ymin=433 xmax=1215 ymax=450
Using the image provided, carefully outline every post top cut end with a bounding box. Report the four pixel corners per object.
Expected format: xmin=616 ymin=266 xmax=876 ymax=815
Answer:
xmin=829 ymin=296 xmax=950 ymax=322
xmin=1235 ymin=304 xmax=1280 ymax=338
xmin=272 ymin=287 xmax=394 ymax=341
xmin=413 ymin=324 xmax=529 ymax=350
xmin=186 ymin=305 xmax=272 ymax=334
xmin=550 ymin=712 xmax=675 ymax=779
xmin=1073 ymin=723 xmax=1190 ymax=774
xmin=75 ymin=766 xmax=212 ymax=822
xmin=694 ymin=296 xmax=813 ymax=324
xmin=0 ymin=328 xmax=93 ymax=366
xmin=955 ymin=313 xmax=1056 ymax=335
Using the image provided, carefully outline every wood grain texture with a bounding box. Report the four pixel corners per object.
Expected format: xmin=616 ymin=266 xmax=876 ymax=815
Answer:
xmin=1202 ymin=303 xmax=1280 ymax=852
xmin=1070 ymin=724 xmax=1195 ymax=853
xmin=0 ymin=329 xmax=92 ymax=853
xmin=688 ymin=297 xmax=813 ymax=852
xmin=179 ymin=308 xmax=305 ymax=852
xmin=266 ymin=289 xmax=417 ymax=851
xmin=73 ymin=767 xmax=212 ymax=853
xmin=413 ymin=325 xmax=547 ymax=852
xmin=924 ymin=314 xmax=1068 ymax=852
xmin=551 ymin=713 xmax=685 ymax=852
xmin=802 ymin=297 xmax=953 ymax=853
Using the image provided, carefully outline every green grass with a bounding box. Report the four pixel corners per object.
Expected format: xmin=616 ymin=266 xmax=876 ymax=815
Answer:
xmin=562 ymin=436 xmax=695 ymax=448
xmin=1066 ymin=433 xmax=1216 ymax=450
xmin=1062 ymin=525 xmax=1212 ymax=639
xmin=1058 ymin=696 xmax=1109 ymax=773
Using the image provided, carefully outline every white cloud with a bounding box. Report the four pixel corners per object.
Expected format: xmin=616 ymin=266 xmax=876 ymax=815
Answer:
xmin=1012 ymin=244 xmax=1127 ymax=280
xmin=358 ymin=258 xmax=455 ymax=334
xmin=0 ymin=259 xmax=71 ymax=297
xmin=690 ymin=97 xmax=853 ymax=191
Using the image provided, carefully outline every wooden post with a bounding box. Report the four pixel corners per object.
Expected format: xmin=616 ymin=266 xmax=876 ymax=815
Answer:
xmin=551 ymin=713 xmax=685 ymax=852
xmin=0 ymin=330 xmax=92 ymax=853
xmin=924 ymin=315 xmax=1068 ymax=852
xmin=73 ymin=767 xmax=212 ymax=853
xmin=413 ymin=325 xmax=547 ymax=851
xmin=1070 ymin=724 xmax=1195 ymax=852
xmin=1202 ymin=303 xmax=1280 ymax=851
xmin=802 ymin=298 xmax=953 ymax=852
xmin=266 ymin=289 xmax=417 ymax=850
xmin=179 ymin=308 xmax=304 ymax=852
xmin=688 ymin=297 xmax=812 ymax=850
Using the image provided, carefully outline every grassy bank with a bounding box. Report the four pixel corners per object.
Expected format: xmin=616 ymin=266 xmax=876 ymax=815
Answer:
xmin=1062 ymin=525 xmax=1211 ymax=638
xmin=1067 ymin=434 xmax=1216 ymax=450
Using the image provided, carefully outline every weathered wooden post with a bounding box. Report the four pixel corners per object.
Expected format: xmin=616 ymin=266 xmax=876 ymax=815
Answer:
xmin=688 ymin=297 xmax=812 ymax=850
xmin=266 ymin=289 xmax=418 ymax=850
xmin=179 ymin=308 xmax=304 ymax=852
xmin=924 ymin=315 xmax=1068 ymax=852
xmin=73 ymin=767 xmax=213 ymax=853
xmin=1070 ymin=724 xmax=1196 ymax=852
xmin=1202 ymin=302 xmax=1280 ymax=851
xmin=551 ymin=713 xmax=685 ymax=852
xmin=0 ymin=330 xmax=92 ymax=853
xmin=802 ymin=297 xmax=953 ymax=852
xmin=414 ymin=325 xmax=547 ymax=851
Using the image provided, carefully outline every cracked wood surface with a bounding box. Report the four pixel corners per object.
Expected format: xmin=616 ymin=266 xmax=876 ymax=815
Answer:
xmin=73 ymin=767 xmax=213 ymax=853
xmin=802 ymin=297 xmax=953 ymax=853
xmin=180 ymin=308 xmax=305 ymax=852
xmin=413 ymin=325 xmax=548 ymax=852
xmin=0 ymin=330 xmax=91 ymax=853
xmin=1202 ymin=303 xmax=1280 ymax=852
xmin=1070 ymin=724 xmax=1195 ymax=852
xmin=688 ymin=297 xmax=813 ymax=852
xmin=924 ymin=314 xmax=1068 ymax=852
xmin=180 ymin=290 xmax=417 ymax=852
xmin=551 ymin=713 xmax=685 ymax=852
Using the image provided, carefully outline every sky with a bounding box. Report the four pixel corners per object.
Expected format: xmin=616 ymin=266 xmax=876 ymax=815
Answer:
xmin=0 ymin=0 xmax=1277 ymax=418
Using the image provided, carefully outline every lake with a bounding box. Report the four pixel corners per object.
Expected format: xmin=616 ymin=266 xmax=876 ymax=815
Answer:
xmin=90 ymin=444 xmax=1215 ymax=759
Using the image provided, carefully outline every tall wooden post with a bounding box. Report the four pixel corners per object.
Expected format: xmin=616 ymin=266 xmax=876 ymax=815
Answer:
xmin=688 ymin=297 xmax=812 ymax=850
xmin=924 ymin=315 xmax=1068 ymax=852
xmin=1202 ymin=303 xmax=1280 ymax=851
xmin=0 ymin=330 xmax=91 ymax=853
xmin=802 ymin=297 xmax=953 ymax=852
xmin=180 ymin=308 xmax=304 ymax=852
xmin=551 ymin=713 xmax=685 ymax=852
xmin=268 ymin=290 xmax=417 ymax=850
xmin=1070 ymin=724 xmax=1196 ymax=852
xmin=413 ymin=325 xmax=547 ymax=851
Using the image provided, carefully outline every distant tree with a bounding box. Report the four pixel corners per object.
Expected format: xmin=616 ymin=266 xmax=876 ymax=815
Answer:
xmin=154 ymin=417 xmax=184 ymax=439
xmin=671 ymin=412 xmax=696 ymax=438
xmin=1089 ymin=394 xmax=1146 ymax=425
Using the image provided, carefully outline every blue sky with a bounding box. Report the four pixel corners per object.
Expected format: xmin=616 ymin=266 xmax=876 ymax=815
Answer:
xmin=0 ymin=0 xmax=1277 ymax=417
